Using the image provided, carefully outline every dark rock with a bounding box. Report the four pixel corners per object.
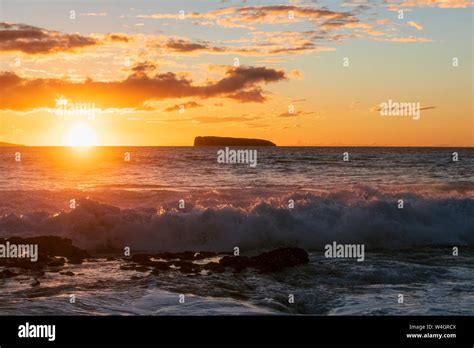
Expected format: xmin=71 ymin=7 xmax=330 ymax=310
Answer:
xmin=219 ymin=256 xmax=251 ymax=272
xmin=0 ymin=269 xmax=18 ymax=278
xmin=153 ymin=251 xmax=219 ymax=260
xmin=120 ymin=265 xmax=136 ymax=271
xmin=202 ymin=262 xmax=225 ymax=273
xmin=135 ymin=266 xmax=150 ymax=272
xmin=121 ymin=247 xmax=308 ymax=275
xmin=67 ymin=256 xmax=85 ymax=264
xmin=59 ymin=271 xmax=75 ymax=277
xmin=120 ymin=264 xmax=149 ymax=272
xmin=153 ymin=262 xmax=170 ymax=271
xmin=219 ymin=247 xmax=309 ymax=273
xmin=170 ymin=261 xmax=198 ymax=273
xmin=47 ymin=257 xmax=66 ymax=267
xmin=0 ymin=236 xmax=89 ymax=267
xmin=129 ymin=254 xmax=157 ymax=267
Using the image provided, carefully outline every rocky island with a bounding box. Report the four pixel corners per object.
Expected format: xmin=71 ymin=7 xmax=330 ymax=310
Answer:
xmin=194 ymin=136 xmax=276 ymax=147
xmin=0 ymin=142 xmax=23 ymax=146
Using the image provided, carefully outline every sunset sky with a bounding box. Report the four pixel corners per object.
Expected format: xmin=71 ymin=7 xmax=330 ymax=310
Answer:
xmin=0 ymin=0 xmax=472 ymax=146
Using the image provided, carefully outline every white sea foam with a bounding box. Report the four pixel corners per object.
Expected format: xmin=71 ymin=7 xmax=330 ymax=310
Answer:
xmin=0 ymin=190 xmax=472 ymax=252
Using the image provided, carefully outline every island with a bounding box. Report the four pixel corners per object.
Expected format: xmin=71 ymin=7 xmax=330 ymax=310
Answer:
xmin=194 ymin=136 xmax=276 ymax=147
xmin=0 ymin=142 xmax=24 ymax=146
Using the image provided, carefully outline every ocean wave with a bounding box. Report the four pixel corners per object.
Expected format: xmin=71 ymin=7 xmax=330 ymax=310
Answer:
xmin=0 ymin=190 xmax=472 ymax=252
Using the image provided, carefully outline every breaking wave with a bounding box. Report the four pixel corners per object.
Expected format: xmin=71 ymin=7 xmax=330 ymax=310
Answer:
xmin=0 ymin=189 xmax=472 ymax=252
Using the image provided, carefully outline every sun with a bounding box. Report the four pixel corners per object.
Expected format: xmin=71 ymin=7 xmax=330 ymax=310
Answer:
xmin=63 ymin=122 xmax=98 ymax=147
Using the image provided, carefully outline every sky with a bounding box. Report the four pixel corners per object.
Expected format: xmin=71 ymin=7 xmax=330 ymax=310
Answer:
xmin=0 ymin=0 xmax=472 ymax=146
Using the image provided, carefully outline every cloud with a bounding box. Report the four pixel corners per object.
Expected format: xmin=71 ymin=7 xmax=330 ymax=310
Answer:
xmin=0 ymin=23 xmax=133 ymax=54
xmin=152 ymin=36 xmax=333 ymax=56
xmin=156 ymin=115 xmax=262 ymax=124
xmin=345 ymin=0 xmax=473 ymax=10
xmin=384 ymin=36 xmax=432 ymax=42
xmin=163 ymin=101 xmax=203 ymax=112
xmin=79 ymin=12 xmax=107 ymax=17
xmin=375 ymin=19 xmax=391 ymax=25
xmin=164 ymin=38 xmax=226 ymax=53
xmin=104 ymin=33 xmax=133 ymax=42
xmin=407 ymin=21 xmax=423 ymax=30
xmin=278 ymin=110 xmax=315 ymax=117
xmin=129 ymin=61 xmax=157 ymax=75
xmin=0 ymin=22 xmax=98 ymax=54
xmin=289 ymin=69 xmax=305 ymax=80
xmin=139 ymin=5 xmax=357 ymax=25
xmin=0 ymin=66 xmax=287 ymax=110
xmin=371 ymin=104 xmax=436 ymax=112
xmin=395 ymin=0 xmax=473 ymax=9
xmin=364 ymin=29 xmax=386 ymax=36
xmin=139 ymin=6 xmax=366 ymax=33
xmin=194 ymin=115 xmax=261 ymax=123
xmin=226 ymin=88 xmax=267 ymax=103
xmin=139 ymin=5 xmax=384 ymax=54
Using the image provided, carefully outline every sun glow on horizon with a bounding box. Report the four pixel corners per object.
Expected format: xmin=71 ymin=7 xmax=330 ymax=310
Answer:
xmin=63 ymin=122 xmax=98 ymax=147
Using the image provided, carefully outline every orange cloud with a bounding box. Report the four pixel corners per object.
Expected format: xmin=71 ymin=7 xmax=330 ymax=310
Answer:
xmin=407 ymin=21 xmax=423 ymax=30
xmin=397 ymin=0 xmax=473 ymax=8
xmin=385 ymin=36 xmax=432 ymax=42
xmin=149 ymin=36 xmax=333 ymax=56
xmin=0 ymin=66 xmax=287 ymax=110
xmin=163 ymin=101 xmax=203 ymax=112
xmin=79 ymin=12 xmax=107 ymax=17
xmin=140 ymin=5 xmax=357 ymax=26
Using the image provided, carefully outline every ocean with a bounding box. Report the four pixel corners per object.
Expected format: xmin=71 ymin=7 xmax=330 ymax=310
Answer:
xmin=0 ymin=146 xmax=473 ymax=315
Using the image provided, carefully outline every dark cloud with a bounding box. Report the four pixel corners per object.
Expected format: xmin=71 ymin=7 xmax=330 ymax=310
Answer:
xmin=130 ymin=61 xmax=157 ymax=75
xmin=0 ymin=23 xmax=98 ymax=54
xmin=0 ymin=23 xmax=132 ymax=54
xmin=278 ymin=110 xmax=315 ymax=117
xmin=0 ymin=65 xmax=286 ymax=110
xmin=105 ymin=33 xmax=132 ymax=42
xmin=164 ymin=39 xmax=225 ymax=53
xmin=163 ymin=101 xmax=203 ymax=112
xmin=227 ymin=88 xmax=266 ymax=103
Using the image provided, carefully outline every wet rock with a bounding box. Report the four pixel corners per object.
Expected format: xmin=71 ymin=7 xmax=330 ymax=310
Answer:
xmin=219 ymin=247 xmax=309 ymax=273
xmin=0 ymin=269 xmax=18 ymax=279
xmin=47 ymin=257 xmax=66 ymax=267
xmin=170 ymin=261 xmax=198 ymax=273
xmin=120 ymin=264 xmax=149 ymax=272
xmin=59 ymin=271 xmax=75 ymax=277
xmin=67 ymin=256 xmax=85 ymax=264
xmin=31 ymin=278 xmax=40 ymax=287
xmin=122 ymin=247 xmax=308 ymax=275
xmin=135 ymin=266 xmax=150 ymax=272
xmin=130 ymin=254 xmax=153 ymax=265
xmin=219 ymin=256 xmax=251 ymax=272
xmin=0 ymin=236 xmax=89 ymax=267
xmin=202 ymin=262 xmax=226 ymax=273
xmin=153 ymin=262 xmax=170 ymax=271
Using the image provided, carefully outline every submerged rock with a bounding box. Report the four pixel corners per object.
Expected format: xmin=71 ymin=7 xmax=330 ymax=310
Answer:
xmin=0 ymin=236 xmax=89 ymax=266
xmin=126 ymin=247 xmax=308 ymax=275
xmin=0 ymin=269 xmax=18 ymax=279
xmin=59 ymin=271 xmax=75 ymax=277
xmin=219 ymin=247 xmax=309 ymax=273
